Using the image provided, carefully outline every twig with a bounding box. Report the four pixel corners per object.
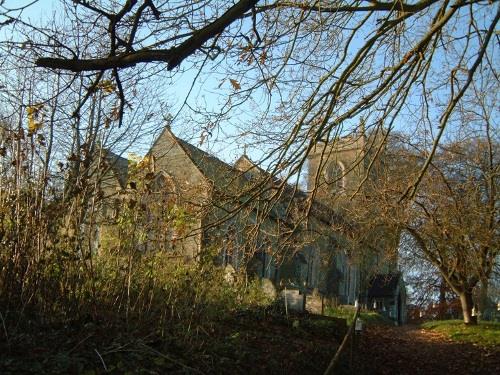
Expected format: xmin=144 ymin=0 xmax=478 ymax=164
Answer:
xmin=95 ymin=348 xmax=108 ymax=372
xmin=323 ymin=305 xmax=361 ymax=375
xmin=284 ymin=286 xmax=288 ymax=319
xmin=67 ymin=333 xmax=94 ymax=354
xmin=0 ymin=311 xmax=9 ymax=348
xmin=71 ymin=71 xmax=104 ymax=119
xmin=402 ymin=3 xmax=500 ymax=200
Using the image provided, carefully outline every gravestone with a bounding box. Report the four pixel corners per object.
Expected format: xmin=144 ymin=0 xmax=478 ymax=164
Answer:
xmin=261 ymin=278 xmax=277 ymax=299
xmin=224 ymin=264 xmax=236 ymax=284
xmin=281 ymin=288 xmax=305 ymax=312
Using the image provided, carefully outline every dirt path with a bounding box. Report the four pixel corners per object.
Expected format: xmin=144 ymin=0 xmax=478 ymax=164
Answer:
xmin=351 ymin=325 xmax=499 ymax=375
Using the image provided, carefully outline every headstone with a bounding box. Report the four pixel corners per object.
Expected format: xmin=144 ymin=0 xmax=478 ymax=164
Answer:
xmin=305 ymin=294 xmax=323 ymax=314
xmin=261 ymin=278 xmax=277 ymax=300
xmin=224 ymin=264 xmax=236 ymax=284
xmin=281 ymin=289 xmax=304 ymax=312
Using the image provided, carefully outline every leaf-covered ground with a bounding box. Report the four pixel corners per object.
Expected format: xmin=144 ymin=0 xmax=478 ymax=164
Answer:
xmin=3 ymin=308 xmax=499 ymax=374
xmin=0 ymin=310 xmax=346 ymax=374
xmin=351 ymin=324 xmax=500 ymax=375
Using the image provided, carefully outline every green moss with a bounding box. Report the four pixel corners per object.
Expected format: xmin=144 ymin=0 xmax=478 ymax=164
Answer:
xmin=421 ymin=320 xmax=500 ymax=347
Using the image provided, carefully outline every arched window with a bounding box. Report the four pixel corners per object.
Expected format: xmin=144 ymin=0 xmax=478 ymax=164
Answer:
xmin=325 ymin=161 xmax=345 ymax=192
xmin=222 ymin=225 xmax=237 ymax=267
xmin=151 ymin=172 xmax=177 ymax=207
xmin=146 ymin=172 xmax=178 ymax=252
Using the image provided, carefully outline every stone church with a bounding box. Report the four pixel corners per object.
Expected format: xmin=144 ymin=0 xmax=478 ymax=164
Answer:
xmin=307 ymin=132 xmax=407 ymax=323
xmin=97 ymin=126 xmax=406 ymax=324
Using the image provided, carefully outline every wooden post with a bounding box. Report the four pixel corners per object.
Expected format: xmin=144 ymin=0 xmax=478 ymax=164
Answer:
xmin=323 ymin=305 xmax=361 ymax=375
xmin=284 ymin=286 xmax=288 ymax=318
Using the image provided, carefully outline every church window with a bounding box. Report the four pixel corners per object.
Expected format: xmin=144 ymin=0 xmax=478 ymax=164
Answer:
xmin=325 ymin=162 xmax=345 ymax=192
xmin=222 ymin=226 xmax=237 ymax=267
xmin=152 ymin=172 xmax=177 ymax=206
xmin=147 ymin=172 xmax=178 ymax=251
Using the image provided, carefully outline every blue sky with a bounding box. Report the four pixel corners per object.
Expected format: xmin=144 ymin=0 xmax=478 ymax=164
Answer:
xmin=3 ymin=1 xmax=251 ymax=160
xmin=3 ymin=0 xmax=498 ymax=173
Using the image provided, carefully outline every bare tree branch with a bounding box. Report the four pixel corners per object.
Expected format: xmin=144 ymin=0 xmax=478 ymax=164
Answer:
xmin=36 ymin=0 xmax=258 ymax=72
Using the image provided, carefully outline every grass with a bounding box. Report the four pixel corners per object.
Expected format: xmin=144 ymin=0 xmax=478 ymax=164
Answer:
xmin=421 ymin=320 xmax=500 ymax=347
xmin=324 ymin=305 xmax=392 ymax=326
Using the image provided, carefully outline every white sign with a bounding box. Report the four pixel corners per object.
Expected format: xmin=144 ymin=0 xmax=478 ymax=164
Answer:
xmin=355 ymin=319 xmax=363 ymax=332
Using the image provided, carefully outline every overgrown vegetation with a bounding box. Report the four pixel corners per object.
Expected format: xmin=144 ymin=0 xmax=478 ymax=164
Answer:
xmin=0 ymin=176 xmax=271 ymax=322
xmin=0 ymin=249 xmax=346 ymax=373
xmin=421 ymin=320 xmax=500 ymax=347
xmin=0 ymin=141 xmax=347 ymax=373
xmin=0 ymin=140 xmax=287 ymax=373
xmin=0 ymin=241 xmax=308 ymax=373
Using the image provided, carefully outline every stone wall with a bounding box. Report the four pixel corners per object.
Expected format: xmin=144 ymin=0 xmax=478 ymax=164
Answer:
xmin=149 ymin=128 xmax=211 ymax=260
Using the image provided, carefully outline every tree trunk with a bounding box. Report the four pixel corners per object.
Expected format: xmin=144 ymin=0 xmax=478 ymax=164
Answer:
xmin=458 ymin=290 xmax=477 ymax=325
xmin=438 ymin=279 xmax=447 ymax=319
xmin=477 ymin=277 xmax=491 ymax=316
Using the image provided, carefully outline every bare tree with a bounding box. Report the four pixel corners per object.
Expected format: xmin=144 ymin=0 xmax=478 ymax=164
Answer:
xmin=0 ymin=5 xmax=164 ymax=317
xmin=356 ymin=131 xmax=499 ymax=325
xmin=25 ymin=1 xmax=497 ymax=195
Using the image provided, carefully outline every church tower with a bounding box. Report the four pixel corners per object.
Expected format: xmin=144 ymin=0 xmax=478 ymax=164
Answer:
xmin=307 ymin=132 xmax=384 ymax=202
xmin=307 ymin=131 xmax=398 ymax=304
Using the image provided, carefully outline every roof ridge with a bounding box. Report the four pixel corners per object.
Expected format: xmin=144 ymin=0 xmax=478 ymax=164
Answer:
xmin=174 ymin=136 xmax=241 ymax=174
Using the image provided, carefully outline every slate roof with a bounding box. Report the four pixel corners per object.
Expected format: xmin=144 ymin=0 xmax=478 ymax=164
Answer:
xmin=174 ymin=137 xmax=252 ymax=194
xmin=103 ymin=149 xmax=129 ymax=188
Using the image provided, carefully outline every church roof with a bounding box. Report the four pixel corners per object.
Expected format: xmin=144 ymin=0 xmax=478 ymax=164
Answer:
xmin=175 ymin=137 xmax=249 ymax=190
xmin=234 ymin=153 xmax=347 ymax=228
xmin=151 ymin=126 xmax=349 ymax=228
xmin=103 ymin=149 xmax=129 ymax=188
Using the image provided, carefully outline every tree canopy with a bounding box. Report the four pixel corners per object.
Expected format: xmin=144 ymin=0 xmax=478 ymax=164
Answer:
xmin=350 ymin=132 xmax=499 ymax=324
xmin=0 ymin=0 xmax=494 ymax=192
